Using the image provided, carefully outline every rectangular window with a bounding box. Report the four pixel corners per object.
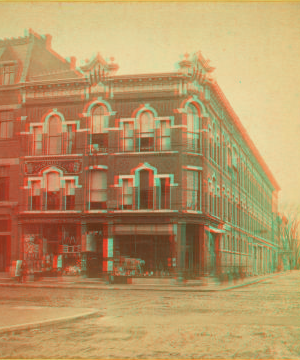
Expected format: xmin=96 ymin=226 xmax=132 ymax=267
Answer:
xmin=0 ymin=177 xmax=9 ymax=201
xmin=0 ymin=112 xmax=13 ymax=139
xmin=66 ymin=124 xmax=75 ymax=154
xmin=0 ymin=219 xmax=10 ymax=232
xmin=47 ymin=173 xmax=60 ymax=210
xmin=0 ymin=66 xmax=15 ymax=85
xmin=183 ymin=170 xmax=200 ymax=211
xmin=122 ymin=179 xmax=133 ymax=209
xmin=157 ymin=120 xmax=171 ymax=151
xmin=33 ymin=127 xmax=42 ymax=155
xmin=139 ymin=113 xmax=154 ymax=151
xmin=160 ymin=177 xmax=170 ymax=209
xmin=90 ymin=171 xmax=107 ymax=210
xmin=31 ymin=181 xmax=41 ymax=210
xmin=65 ymin=180 xmax=75 ymax=210
xmin=122 ymin=122 xmax=134 ymax=152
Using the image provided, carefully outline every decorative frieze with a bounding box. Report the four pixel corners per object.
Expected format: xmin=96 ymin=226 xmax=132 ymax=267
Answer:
xmin=24 ymin=159 xmax=82 ymax=175
xmin=26 ymin=88 xmax=85 ymax=99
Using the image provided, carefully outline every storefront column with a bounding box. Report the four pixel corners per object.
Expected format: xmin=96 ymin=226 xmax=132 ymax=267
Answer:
xmin=103 ymin=222 xmax=114 ymax=276
xmin=17 ymin=222 xmax=23 ymax=261
xmin=176 ymin=222 xmax=186 ymax=281
xmin=215 ymin=234 xmax=222 ymax=276
xmin=198 ymin=224 xmax=206 ymax=277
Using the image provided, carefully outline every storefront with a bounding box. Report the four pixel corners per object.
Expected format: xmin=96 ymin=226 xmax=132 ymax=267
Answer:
xmin=113 ymin=224 xmax=176 ymax=277
xmin=22 ymin=222 xmax=81 ymax=276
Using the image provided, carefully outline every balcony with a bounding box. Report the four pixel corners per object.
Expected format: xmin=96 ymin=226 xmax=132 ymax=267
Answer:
xmin=112 ymin=187 xmax=172 ymax=211
xmin=26 ymin=133 xmax=78 ymax=156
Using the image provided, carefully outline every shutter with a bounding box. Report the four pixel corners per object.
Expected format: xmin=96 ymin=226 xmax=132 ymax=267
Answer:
xmin=42 ymin=190 xmax=47 ymax=211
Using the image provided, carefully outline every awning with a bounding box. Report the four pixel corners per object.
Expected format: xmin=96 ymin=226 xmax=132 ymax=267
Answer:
xmin=113 ymin=224 xmax=174 ymax=235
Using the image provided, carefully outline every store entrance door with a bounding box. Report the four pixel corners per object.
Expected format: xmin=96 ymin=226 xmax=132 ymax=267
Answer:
xmin=0 ymin=236 xmax=7 ymax=271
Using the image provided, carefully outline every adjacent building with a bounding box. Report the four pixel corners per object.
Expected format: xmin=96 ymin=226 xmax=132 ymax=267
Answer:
xmin=0 ymin=30 xmax=280 ymax=278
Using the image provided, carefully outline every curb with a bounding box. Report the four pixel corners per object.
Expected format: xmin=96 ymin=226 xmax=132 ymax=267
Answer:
xmin=0 ymin=272 xmax=285 ymax=293
xmin=0 ymin=308 xmax=101 ymax=336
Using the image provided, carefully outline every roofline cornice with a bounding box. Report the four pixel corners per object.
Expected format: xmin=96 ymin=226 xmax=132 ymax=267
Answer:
xmin=208 ymin=80 xmax=280 ymax=191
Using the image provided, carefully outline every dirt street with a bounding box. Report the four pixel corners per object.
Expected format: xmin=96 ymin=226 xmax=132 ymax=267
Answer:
xmin=0 ymin=271 xmax=300 ymax=359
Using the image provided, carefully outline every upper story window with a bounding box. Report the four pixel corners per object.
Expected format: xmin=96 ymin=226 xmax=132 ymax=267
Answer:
xmin=46 ymin=172 xmax=61 ymax=210
xmin=183 ymin=170 xmax=201 ymax=211
xmin=89 ymin=170 xmax=107 ymax=210
xmin=186 ymin=104 xmax=200 ymax=152
xmin=65 ymin=124 xmax=76 ymax=154
xmin=33 ymin=126 xmax=42 ymax=155
xmin=121 ymin=122 xmax=134 ymax=152
xmin=160 ymin=177 xmax=171 ymax=210
xmin=0 ymin=166 xmax=9 ymax=201
xmin=157 ymin=120 xmax=171 ymax=151
xmin=65 ymin=180 xmax=75 ymax=210
xmin=227 ymin=147 xmax=232 ymax=170
xmin=92 ymin=106 xmax=107 ymax=134
xmin=122 ymin=178 xmax=133 ymax=210
xmin=0 ymin=65 xmax=15 ymax=85
xmin=48 ymin=116 xmax=62 ymax=155
xmin=31 ymin=180 xmax=41 ymax=210
xmin=0 ymin=112 xmax=13 ymax=139
xmin=139 ymin=112 xmax=154 ymax=151
xmin=28 ymin=170 xmax=79 ymax=211
xmin=29 ymin=115 xmax=77 ymax=156
xmin=139 ymin=169 xmax=154 ymax=209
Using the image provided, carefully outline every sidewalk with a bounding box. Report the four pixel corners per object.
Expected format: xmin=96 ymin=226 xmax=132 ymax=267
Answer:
xmin=0 ymin=305 xmax=101 ymax=335
xmin=0 ymin=271 xmax=285 ymax=292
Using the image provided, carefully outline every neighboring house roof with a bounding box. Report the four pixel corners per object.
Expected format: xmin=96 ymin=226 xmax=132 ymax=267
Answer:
xmin=0 ymin=29 xmax=84 ymax=84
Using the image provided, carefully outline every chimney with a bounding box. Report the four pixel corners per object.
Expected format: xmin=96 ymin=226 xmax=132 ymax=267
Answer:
xmin=70 ymin=56 xmax=76 ymax=70
xmin=45 ymin=34 xmax=52 ymax=48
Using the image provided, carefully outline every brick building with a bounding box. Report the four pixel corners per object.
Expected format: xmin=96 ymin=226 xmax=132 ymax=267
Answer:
xmin=0 ymin=30 xmax=280 ymax=278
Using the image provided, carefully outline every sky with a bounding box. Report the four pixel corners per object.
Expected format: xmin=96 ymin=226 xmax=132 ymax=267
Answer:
xmin=0 ymin=2 xmax=299 ymax=211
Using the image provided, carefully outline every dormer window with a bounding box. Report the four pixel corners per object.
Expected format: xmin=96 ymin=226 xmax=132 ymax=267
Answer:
xmin=0 ymin=64 xmax=15 ymax=85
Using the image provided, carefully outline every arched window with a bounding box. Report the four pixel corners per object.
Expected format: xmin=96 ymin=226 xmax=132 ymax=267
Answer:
xmin=139 ymin=112 xmax=154 ymax=151
xmin=48 ymin=116 xmax=62 ymax=155
xmin=186 ymin=104 xmax=200 ymax=152
xmin=92 ymin=106 xmax=107 ymax=134
xmin=46 ymin=172 xmax=60 ymax=210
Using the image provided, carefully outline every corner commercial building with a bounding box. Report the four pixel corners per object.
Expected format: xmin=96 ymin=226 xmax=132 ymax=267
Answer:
xmin=0 ymin=30 xmax=280 ymax=278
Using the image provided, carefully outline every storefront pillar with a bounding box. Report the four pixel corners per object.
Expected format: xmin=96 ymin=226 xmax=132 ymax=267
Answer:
xmin=215 ymin=234 xmax=222 ymax=276
xmin=176 ymin=222 xmax=186 ymax=281
xmin=17 ymin=222 xmax=23 ymax=261
xmin=103 ymin=222 xmax=114 ymax=276
xmin=198 ymin=224 xmax=206 ymax=276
